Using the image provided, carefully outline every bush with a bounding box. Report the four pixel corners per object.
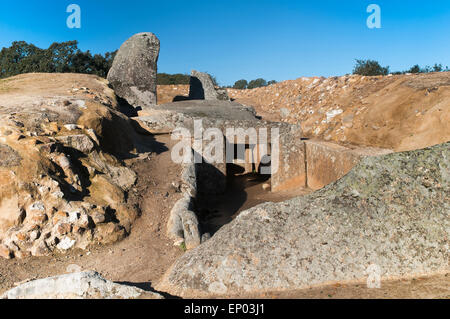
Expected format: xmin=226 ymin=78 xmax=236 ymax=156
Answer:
xmin=353 ymin=59 xmax=390 ymax=76
xmin=247 ymin=78 xmax=268 ymax=89
xmin=233 ymin=79 xmax=248 ymax=89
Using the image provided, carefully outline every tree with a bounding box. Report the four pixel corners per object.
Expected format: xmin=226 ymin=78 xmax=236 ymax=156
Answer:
xmin=408 ymin=65 xmax=421 ymax=73
xmin=247 ymin=78 xmax=267 ymax=89
xmin=432 ymin=64 xmax=443 ymax=72
xmin=0 ymin=41 xmax=117 ymax=79
xmin=267 ymin=80 xmax=277 ymax=86
xmin=233 ymin=79 xmax=248 ymax=89
xmin=353 ymin=59 xmax=389 ymax=76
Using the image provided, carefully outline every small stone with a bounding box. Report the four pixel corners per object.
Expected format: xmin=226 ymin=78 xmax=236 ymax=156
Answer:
xmin=91 ymin=211 xmax=106 ymax=224
xmin=0 ymin=245 xmax=13 ymax=259
xmin=31 ymin=213 xmax=48 ymax=224
xmin=68 ymin=211 xmax=80 ymax=223
xmin=29 ymin=230 xmax=40 ymax=242
xmin=52 ymin=211 xmax=68 ymax=224
xmin=30 ymin=240 xmax=49 ymax=257
xmin=57 ymin=237 xmax=76 ymax=251
xmin=64 ymin=124 xmax=80 ymax=131
xmin=55 ymin=135 xmax=94 ymax=153
xmin=56 ymin=223 xmax=72 ymax=236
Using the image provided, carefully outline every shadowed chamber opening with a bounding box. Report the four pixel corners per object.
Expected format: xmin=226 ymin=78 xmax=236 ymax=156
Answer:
xmin=195 ymin=143 xmax=272 ymax=236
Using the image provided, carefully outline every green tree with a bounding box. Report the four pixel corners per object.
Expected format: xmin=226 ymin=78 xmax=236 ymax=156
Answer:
xmin=353 ymin=59 xmax=390 ymax=76
xmin=408 ymin=65 xmax=421 ymax=73
xmin=233 ymin=79 xmax=248 ymax=89
xmin=248 ymin=78 xmax=267 ymax=89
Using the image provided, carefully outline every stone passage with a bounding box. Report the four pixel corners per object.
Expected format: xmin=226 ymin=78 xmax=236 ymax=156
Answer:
xmin=107 ymin=32 xmax=160 ymax=108
xmin=157 ymin=142 xmax=450 ymax=298
xmin=189 ymin=70 xmax=230 ymax=101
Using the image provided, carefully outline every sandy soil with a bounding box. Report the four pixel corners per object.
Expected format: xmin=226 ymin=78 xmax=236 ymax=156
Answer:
xmin=231 ymin=273 xmax=450 ymax=299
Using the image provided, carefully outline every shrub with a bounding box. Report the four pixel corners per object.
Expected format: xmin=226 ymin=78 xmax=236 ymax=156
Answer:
xmin=233 ymin=79 xmax=248 ymax=89
xmin=352 ymin=59 xmax=390 ymax=76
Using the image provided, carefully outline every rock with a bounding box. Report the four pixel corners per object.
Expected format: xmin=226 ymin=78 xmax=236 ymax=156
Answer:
xmin=201 ymin=232 xmax=211 ymax=243
xmin=189 ymin=70 xmax=230 ymax=101
xmin=0 ymin=244 xmax=12 ymax=259
xmin=157 ymin=142 xmax=450 ymax=297
xmin=0 ymin=143 xmax=22 ymax=167
xmin=30 ymin=239 xmax=49 ymax=257
xmin=90 ymin=210 xmax=106 ymax=224
xmin=181 ymin=209 xmax=201 ymax=250
xmin=56 ymin=237 xmax=76 ymax=251
xmin=107 ymin=32 xmax=160 ymax=108
xmin=280 ymin=108 xmax=290 ymax=119
xmin=1 ymin=271 xmax=163 ymax=299
xmin=55 ymin=135 xmax=95 ymax=153
xmin=94 ymin=223 xmax=126 ymax=245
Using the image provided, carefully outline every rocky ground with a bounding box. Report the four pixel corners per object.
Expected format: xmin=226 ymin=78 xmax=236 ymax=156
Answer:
xmin=0 ymin=72 xmax=448 ymax=299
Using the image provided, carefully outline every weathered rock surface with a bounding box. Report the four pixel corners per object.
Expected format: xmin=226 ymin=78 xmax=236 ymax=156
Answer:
xmin=189 ymin=70 xmax=230 ymax=101
xmin=0 ymin=73 xmax=149 ymax=259
xmin=167 ymin=163 xmax=201 ymax=250
xmin=2 ymin=271 xmax=163 ymax=299
xmin=304 ymin=140 xmax=393 ymax=190
xmin=108 ymin=32 xmax=160 ymax=108
xmin=157 ymin=142 xmax=450 ymax=297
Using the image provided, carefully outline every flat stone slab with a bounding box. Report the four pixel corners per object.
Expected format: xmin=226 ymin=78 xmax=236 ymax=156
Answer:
xmin=305 ymin=139 xmax=393 ymax=190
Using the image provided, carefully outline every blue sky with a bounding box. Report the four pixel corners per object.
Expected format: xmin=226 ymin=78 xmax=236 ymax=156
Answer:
xmin=0 ymin=0 xmax=449 ymax=85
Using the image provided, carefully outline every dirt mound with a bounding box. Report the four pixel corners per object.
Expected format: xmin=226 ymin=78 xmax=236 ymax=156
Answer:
xmin=228 ymin=72 xmax=450 ymax=151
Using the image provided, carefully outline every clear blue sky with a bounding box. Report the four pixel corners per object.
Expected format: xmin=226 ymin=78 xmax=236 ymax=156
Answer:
xmin=0 ymin=0 xmax=449 ymax=85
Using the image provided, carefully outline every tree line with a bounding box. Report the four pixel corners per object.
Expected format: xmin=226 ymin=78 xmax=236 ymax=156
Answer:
xmin=1 ymin=41 xmax=448 ymax=87
xmin=352 ymin=59 xmax=449 ymax=76
xmin=0 ymin=41 xmax=116 ymax=79
xmin=231 ymin=78 xmax=277 ymax=90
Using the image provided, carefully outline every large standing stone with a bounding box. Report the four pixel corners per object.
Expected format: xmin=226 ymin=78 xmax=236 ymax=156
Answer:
xmin=107 ymin=32 xmax=160 ymax=108
xmin=189 ymin=70 xmax=230 ymax=101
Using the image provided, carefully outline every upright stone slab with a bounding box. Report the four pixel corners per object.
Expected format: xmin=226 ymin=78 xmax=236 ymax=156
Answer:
xmin=189 ymin=70 xmax=230 ymax=101
xmin=107 ymin=32 xmax=160 ymax=108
